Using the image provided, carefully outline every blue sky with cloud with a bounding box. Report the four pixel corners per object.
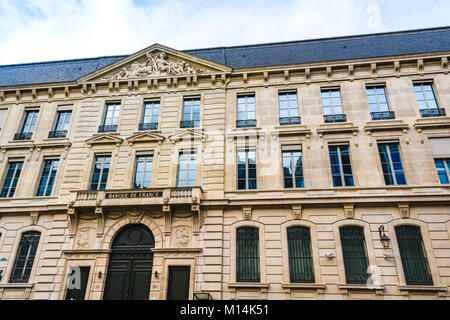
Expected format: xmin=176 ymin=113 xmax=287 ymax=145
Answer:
xmin=0 ymin=0 xmax=449 ymax=64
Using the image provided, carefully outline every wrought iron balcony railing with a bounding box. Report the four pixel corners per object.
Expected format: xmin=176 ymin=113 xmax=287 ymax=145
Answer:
xmin=98 ymin=125 xmax=118 ymax=133
xmin=48 ymin=130 xmax=68 ymax=138
xmin=180 ymin=120 xmax=200 ymax=128
xmin=370 ymin=111 xmax=395 ymax=121
xmin=139 ymin=122 xmax=158 ymax=131
xmin=279 ymin=116 xmax=301 ymax=125
xmin=236 ymin=119 xmax=257 ymax=128
xmin=324 ymin=114 xmax=346 ymax=123
xmin=14 ymin=132 xmax=33 ymax=140
xmin=420 ymin=108 xmax=446 ymax=118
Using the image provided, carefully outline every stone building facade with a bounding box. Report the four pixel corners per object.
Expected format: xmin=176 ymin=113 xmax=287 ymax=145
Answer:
xmin=0 ymin=27 xmax=449 ymax=300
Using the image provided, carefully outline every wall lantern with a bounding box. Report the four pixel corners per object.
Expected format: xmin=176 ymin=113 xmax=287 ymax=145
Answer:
xmin=378 ymin=225 xmax=391 ymax=249
xmin=154 ymin=271 xmax=158 ymax=278
xmin=98 ymin=271 xmax=102 ymax=279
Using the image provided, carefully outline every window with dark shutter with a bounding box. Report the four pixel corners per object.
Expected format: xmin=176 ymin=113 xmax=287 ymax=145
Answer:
xmin=287 ymin=227 xmax=314 ymax=283
xmin=236 ymin=227 xmax=260 ymax=282
xmin=10 ymin=231 xmax=41 ymax=283
xmin=395 ymin=225 xmax=433 ymax=285
xmin=340 ymin=226 xmax=370 ymax=284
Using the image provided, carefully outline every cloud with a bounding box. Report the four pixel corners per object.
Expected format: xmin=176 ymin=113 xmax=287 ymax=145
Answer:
xmin=0 ymin=0 xmax=449 ymax=65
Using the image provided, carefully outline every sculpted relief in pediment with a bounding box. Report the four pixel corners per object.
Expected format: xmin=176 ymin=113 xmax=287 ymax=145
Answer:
xmin=99 ymin=50 xmax=205 ymax=81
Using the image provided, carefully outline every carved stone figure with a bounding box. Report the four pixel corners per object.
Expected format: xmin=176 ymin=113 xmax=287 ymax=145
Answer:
xmin=100 ymin=50 xmax=203 ymax=81
xmin=174 ymin=227 xmax=190 ymax=247
xmin=75 ymin=228 xmax=90 ymax=249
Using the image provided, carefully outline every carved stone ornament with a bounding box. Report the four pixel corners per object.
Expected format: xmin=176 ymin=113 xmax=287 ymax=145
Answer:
xmin=30 ymin=212 xmax=39 ymax=225
xmin=99 ymin=51 xmax=204 ymax=81
xmin=343 ymin=203 xmax=355 ymax=219
xmin=291 ymin=205 xmax=302 ymax=220
xmin=398 ymin=203 xmax=410 ymax=219
xmin=173 ymin=227 xmax=190 ymax=248
xmin=75 ymin=228 xmax=90 ymax=249
xmin=242 ymin=206 xmax=252 ymax=220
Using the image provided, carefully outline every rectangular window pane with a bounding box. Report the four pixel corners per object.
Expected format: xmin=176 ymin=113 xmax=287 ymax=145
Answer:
xmin=177 ymin=152 xmax=197 ymax=187
xmin=90 ymin=156 xmax=111 ymax=190
xmin=1 ymin=161 xmax=23 ymax=198
xmin=328 ymin=145 xmax=353 ymax=187
xmin=237 ymin=149 xmax=257 ymax=190
xmin=21 ymin=111 xmax=39 ymax=134
xmin=36 ymin=159 xmax=59 ymax=197
xmin=134 ymin=155 xmax=153 ymax=189
xmin=104 ymin=104 xmax=121 ymax=126
xmin=54 ymin=111 xmax=72 ymax=131
xmin=283 ymin=150 xmax=304 ymax=188
xmin=378 ymin=143 xmax=406 ymax=185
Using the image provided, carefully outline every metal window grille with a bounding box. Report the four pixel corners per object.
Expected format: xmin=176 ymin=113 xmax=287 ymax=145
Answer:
xmin=236 ymin=227 xmax=260 ymax=282
xmin=395 ymin=226 xmax=433 ymax=285
xmin=340 ymin=226 xmax=370 ymax=284
xmin=287 ymin=227 xmax=314 ymax=283
xmin=9 ymin=231 xmax=41 ymax=283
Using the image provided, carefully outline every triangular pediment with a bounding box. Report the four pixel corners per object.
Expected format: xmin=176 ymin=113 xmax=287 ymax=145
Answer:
xmin=169 ymin=129 xmax=208 ymax=143
xmin=126 ymin=132 xmax=165 ymax=144
xmin=86 ymin=134 xmax=123 ymax=146
xmin=79 ymin=44 xmax=231 ymax=83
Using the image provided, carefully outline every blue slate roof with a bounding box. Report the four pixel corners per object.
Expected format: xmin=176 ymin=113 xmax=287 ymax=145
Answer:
xmin=1 ymin=27 xmax=449 ymax=88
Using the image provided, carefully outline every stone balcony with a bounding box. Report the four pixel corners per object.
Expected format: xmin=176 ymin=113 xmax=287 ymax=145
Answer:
xmin=71 ymin=186 xmax=203 ymax=208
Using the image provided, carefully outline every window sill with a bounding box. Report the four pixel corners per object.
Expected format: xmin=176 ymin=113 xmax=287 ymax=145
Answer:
xmin=228 ymin=282 xmax=269 ymax=289
xmin=397 ymin=285 xmax=447 ymax=292
xmin=281 ymin=283 xmax=326 ymax=290
xmin=338 ymin=284 xmax=384 ymax=291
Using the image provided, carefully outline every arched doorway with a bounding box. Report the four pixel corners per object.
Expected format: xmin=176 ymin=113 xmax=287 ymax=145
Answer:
xmin=103 ymin=224 xmax=154 ymax=300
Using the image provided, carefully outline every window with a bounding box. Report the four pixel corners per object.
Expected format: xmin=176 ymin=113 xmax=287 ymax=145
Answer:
xmin=99 ymin=103 xmax=120 ymax=132
xmin=395 ymin=226 xmax=433 ymax=285
xmin=10 ymin=231 xmax=41 ymax=283
xmin=287 ymin=227 xmax=314 ymax=283
xmin=15 ymin=110 xmax=38 ymax=140
xmin=140 ymin=101 xmax=159 ymax=130
xmin=180 ymin=98 xmax=200 ymax=128
xmin=237 ymin=148 xmax=256 ymax=190
xmin=177 ymin=151 xmax=197 ymax=187
xmin=237 ymin=94 xmax=256 ymax=127
xmin=414 ymin=83 xmax=445 ymax=117
xmin=279 ymin=92 xmax=300 ymax=125
xmin=36 ymin=159 xmax=59 ymax=197
xmin=236 ymin=227 xmax=259 ymax=282
xmin=134 ymin=154 xmax=153 ymax=189
xmin=1 ymin=161 xmax=23 ymax=198
xmin=366 ymin=86 xmax=394 ymax=120
xmin=377 ymin=143 xmax=406 ymax=185
xmin=328 ymin=145 xmax=354 ymax=187
xmin=321 ymin=89 xmax=345 ymax=123
xmin=49 ymin=109 xmax=71 ymax=138
xmin=90 ymin=155 xmax=111 ymax=190
xmin=282 ymin=149 xmax=304 ymax=188
xmin=428 ymin=138 xmax=450 ymax=184
xmin=340 ymin=226 xmax=370 ymax=284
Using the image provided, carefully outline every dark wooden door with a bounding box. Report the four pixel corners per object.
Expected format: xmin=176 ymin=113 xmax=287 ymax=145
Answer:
xmin=103 ymin=224 xmax=154 ymax=300
xmin=66 ymin=266 xmax=90 ymax=300
xmin=167 ymin=266 xmax=190 ymax=300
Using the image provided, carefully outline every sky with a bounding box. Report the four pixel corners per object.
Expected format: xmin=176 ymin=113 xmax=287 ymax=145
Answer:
xmin=0 ymin=0 xmax=449 ymax=65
